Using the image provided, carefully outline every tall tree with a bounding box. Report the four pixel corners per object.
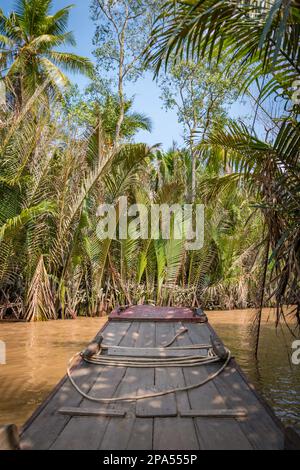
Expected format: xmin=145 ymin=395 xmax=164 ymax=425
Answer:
xmin=62 ymin=85 xmax=153 ymax=143
xmin=145 ymin=0 xmax=300 ymax=333
xmin=0 ymin=0 xmax=93 ymax=107
xmin=159 ymin=61 xmax=239 ymax=202
xmin=91 ymin=0 xmax=158 ymax=144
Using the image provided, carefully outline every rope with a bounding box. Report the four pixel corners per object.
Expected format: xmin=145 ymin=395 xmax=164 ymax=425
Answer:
xmin=67 ymin=327 xmax=231 ymax=403
xmin=162 ymin=326 xmax=189 ymax=347
xmin=67 ymin=352 xmax=231 ymax=403
xmin=83 ymin=349 xmax=218 ymax=368
xmin=99 ymin=327 xmax=211 ymax=350
xmin=101 ymin=343 xmax=212 ymax=350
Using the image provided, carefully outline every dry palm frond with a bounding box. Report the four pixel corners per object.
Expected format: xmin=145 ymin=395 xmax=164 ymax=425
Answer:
xmin=25 ymin=256 xmax=57 ymax=322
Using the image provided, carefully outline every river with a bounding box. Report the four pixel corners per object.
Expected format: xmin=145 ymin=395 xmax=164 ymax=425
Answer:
xmin=0 ymin=309 xmax=299 ymax=428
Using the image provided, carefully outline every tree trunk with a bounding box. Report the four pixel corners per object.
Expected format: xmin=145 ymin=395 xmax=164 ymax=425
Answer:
xmin=115 ymin=29 xmax=126 ymax=146
xmin=189 ymin=133 xmax=197 ymax=204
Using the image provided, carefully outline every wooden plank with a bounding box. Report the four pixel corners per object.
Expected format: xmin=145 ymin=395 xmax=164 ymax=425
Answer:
xmin=20 ymin=321 xmax=131 ymax=450
xmin=126 ymin=419 xmax=154 ymax=450
xmin=58 ymin=407 xmax=126 ymax=417
xmin=285 ymin=426 xmax=300 ymax=450
xmin=50 ymin=366 xmax=125 ymax=450
xmin=153 ymin=322 xmax=199 ymax=450
xmin=0 ymin=425 xmax=20 ymax=450
xmin=110 ymin=305 xmax=196 ymax=321
xmin=136 ymin=386 xmax=177 ymax=417
xmin=184 ymin=368 xmax=253 ymax=450
xmin=187 ymin=322 xmax=212 ymax=344
xmin=182 ymin=322 xmax=253 ymax=450
xmin=211 ymin=364 xmax=284 ymax=450
xmin=107 ymin=346 xmax=204 ymax=357
xmin=189 ymin=322 xmax=284 ymax=450
xmin=180 ymin=409 xmax=248 ymax=418
xmin=50 ymin=322 xmax=138 ymax=450
xmin=204 ymin=322 xmax=284 ymax=450
xmin=99 ymin=322 xmax=155 ymax=450
xmin=126 ymin=321 xmax=156 ymax=451
xmin=137 ymin=325 xmax=180 ymax=421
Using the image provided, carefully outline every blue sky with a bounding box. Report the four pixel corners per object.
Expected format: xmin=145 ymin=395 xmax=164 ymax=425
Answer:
xmin=0 ymin=0 xmax=251 ymax=149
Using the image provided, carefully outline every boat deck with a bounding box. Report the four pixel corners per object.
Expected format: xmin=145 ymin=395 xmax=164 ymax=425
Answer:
xmin=20 ymin=307 xmax=285 ymax=450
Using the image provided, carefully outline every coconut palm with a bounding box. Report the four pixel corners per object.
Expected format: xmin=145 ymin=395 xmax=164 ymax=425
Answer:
xmin=100 ymin=95 xmax=153 ymax=144
xmin=0 ymin=85 xmax=266 ymax=320
xmin=0 ymin=0 xmax=93 ymax=106
xmin=0 ymin=80 xmax=115 ymax=320
xmin=0 ymin=78 xmax=161 ymax=320
xmin=199 ymin=119 xmax=300 ymax=334
xmin=145 ymin=0 xmax=300 ymax=332
xmin=145 ymin=1 xmax=300 ymax=104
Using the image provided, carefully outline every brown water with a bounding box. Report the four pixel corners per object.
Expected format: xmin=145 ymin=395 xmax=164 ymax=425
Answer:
xmin=0 ymin=310 xmax=299 ymax=429
xmin=209 ymin=309 xmax=300 ymax=426
xmin=0 ymin=318 xmax=107 ymax=427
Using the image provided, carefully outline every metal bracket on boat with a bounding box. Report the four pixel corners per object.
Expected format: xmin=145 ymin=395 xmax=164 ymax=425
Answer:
xmin=210 ymin=335 xmax=228 ymax=361
xmin=0 ymin=425 xmax=20 ymax=450
xmin=284 ymin=426 xmax=300 ymax=450
xmin=193 ymin=308 xmax=208 ymax=323
xmin=116 ymin=305 xmax=130 ymax=315
xmin=81 ymin=335 xmax=104 ymax=359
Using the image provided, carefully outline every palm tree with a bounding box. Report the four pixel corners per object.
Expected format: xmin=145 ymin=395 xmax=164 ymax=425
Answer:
xmin=0 ymin=77 xmax=158 ymax=320
xmin=100 ymin=96 xmax=152 ymax=145
xmin=200 ymin=119 xmax=300 ymax=319
xmin=145 ymin=1 xmax=300 ymax=104
xmin=0 ymin=0 xmax=93 ymax=107
xmin=144 ymin=0 xmax=300 ymax=336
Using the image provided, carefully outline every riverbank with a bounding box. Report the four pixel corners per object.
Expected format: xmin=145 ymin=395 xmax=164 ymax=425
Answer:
xmin=208 ymin=307 xmax=297 ymax=325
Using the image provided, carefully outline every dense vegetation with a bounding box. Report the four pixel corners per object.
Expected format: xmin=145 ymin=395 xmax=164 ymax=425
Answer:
xmin=0 ymin=1 xmax=299 ymax=334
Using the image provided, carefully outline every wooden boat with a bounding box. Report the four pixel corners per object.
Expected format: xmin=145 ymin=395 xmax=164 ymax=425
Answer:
xmin=19 ymin=306 xmax=286 ymax=450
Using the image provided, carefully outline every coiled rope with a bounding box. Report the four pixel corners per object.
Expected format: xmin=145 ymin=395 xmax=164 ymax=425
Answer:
xmin=67 ymin=326 xmax=231 ymax=403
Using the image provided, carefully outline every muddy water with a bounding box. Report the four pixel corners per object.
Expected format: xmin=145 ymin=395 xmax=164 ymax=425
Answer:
xmin=0 ymin=310 xmax=299 ymax=428
xmin=0 ymin=318 xmax=107 ymax=427
xmin=208 ymin=309 xmax=300 ymax=426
